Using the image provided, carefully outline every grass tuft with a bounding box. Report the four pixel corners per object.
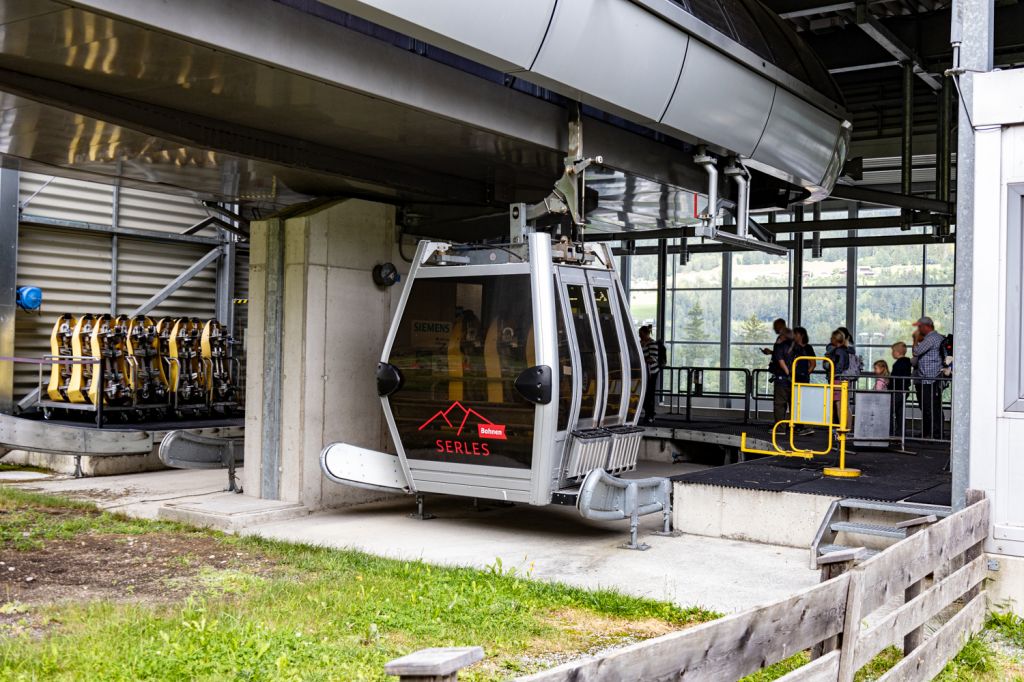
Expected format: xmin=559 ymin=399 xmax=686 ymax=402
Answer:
xmin=935 ymin=636 xmax=998 ymax=681
xmin=986 ymin=609 xmax=1024 ymax=649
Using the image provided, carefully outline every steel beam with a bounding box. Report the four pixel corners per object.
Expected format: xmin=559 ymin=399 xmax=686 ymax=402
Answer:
xmin=901 ymin=61 xmax=915 ymax=230
xmin=855 ymin=7 xmax=943 ymax=90
xmin=780 ymin=1 xmax=856 ymax=18
xmin=110 ymin=182 xmax=120 ymax=315
xmin=20 ymin=214 xmax=221 ymax=246
xmin=616 ymin=232 xmax=947 ymax=256
xmin=829 ymin=185 xmax=951 ymax=213
xmin=951 ymin=0 xmax=995 ymax=511
xmin=656 ymin=240 xmax=668 ymax=340
xmin=0 ymin=167 xmax=18 ymax=414
xmin=128 ymin=247 xmax=222 ymax=317
xmin=216 ymin=231 xmax=236 ymax=337
xmin=591 ymin=214 xmax=932 ymax=241
xmin=829 ymin=61 xmax=900 ymax=74
xmin=936 ymin=75 xmax=954 ymax=236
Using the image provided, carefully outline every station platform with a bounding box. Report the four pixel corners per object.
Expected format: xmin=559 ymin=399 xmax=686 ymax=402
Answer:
xmin=646 ymin=412 xmax=953 ymax=549
xmin=647 ymin=412 xmax=951 ymax=506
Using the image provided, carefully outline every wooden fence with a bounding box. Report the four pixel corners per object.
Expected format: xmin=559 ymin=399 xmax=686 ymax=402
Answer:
xmin=384 ymin=492 xmax=990 ymax=682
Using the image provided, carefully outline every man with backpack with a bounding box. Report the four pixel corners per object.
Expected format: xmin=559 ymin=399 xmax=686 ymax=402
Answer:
xmin=639 ymin=325 xmax=665 ymax=425
xmin=910 ymin=316 xmax=947 ymax=439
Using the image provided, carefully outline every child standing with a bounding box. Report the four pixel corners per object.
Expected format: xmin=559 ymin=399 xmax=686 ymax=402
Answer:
xmin=891 ymin=341 xmax=912 ymax=436
xmin=872 ymin=359 xmax=890 ymax=391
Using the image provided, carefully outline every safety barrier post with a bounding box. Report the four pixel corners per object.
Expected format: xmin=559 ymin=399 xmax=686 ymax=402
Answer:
xmin=743 ymin=369 xmax=752 ymax=423
xmin=685 ymin=368 xmax=693 ymax=422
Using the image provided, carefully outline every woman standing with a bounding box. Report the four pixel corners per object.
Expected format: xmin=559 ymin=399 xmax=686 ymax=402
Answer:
xmin=826 ymin=329 xmax=850 ymax=424
xmin=791 ymin=327 xmax=816 ymax=436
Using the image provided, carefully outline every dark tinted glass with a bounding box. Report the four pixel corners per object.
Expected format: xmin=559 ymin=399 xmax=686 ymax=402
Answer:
xmin=666 ymin=0 xmax=843 ymax=104
xmin=719 ymin=0 xmax=773 ymax=62
xmin=619 ymin=291 xmax=643 ymax=422
xmin=594 ymin=287 xmax=624 ymax=425
xmin=554 ymin=285 xmax=574 ymax=432
xmin=683 ymin=0 xmax=736 ymax=39
xmin=566 ymin=283 xmax=600 ymax=422
xmin=388 ymin=275 xmax=536 ymax=469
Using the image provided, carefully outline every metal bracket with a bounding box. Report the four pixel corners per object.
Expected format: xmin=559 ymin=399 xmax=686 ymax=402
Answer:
xmin=521 ymin=103 xmax=603 ymax=228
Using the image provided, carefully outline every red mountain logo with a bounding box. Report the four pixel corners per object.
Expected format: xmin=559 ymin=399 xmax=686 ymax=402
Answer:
xmin=418 ymin=401 xmax=507 ymax=440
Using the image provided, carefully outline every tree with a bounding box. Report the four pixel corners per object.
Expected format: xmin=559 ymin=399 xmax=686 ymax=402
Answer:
xmin=683 ymin=301 xmax=706 ymax=342
xmin=739 ymin=314 xmax=768 ymax=343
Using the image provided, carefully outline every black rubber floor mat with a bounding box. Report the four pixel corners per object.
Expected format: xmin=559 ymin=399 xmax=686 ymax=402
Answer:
xmin=671 ymin=462 xmax=822 ymax=491
xmin=903 ymin=482 xmax=953 ymax=506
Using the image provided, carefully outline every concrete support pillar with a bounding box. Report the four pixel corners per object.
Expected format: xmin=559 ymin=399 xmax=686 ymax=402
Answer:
xmin=244 ymin=199 xmax=399 ymax=509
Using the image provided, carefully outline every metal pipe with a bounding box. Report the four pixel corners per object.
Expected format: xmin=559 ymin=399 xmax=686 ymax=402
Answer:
xmin=900 ymin=60 xmax=915 ymax=231
xmin=656 ymin=239 xmax=668 ymax=341
xmin=694 ymin=149 xmax=718 ymax=228
xmin=727 ymin=163 xmax=750 ymax=237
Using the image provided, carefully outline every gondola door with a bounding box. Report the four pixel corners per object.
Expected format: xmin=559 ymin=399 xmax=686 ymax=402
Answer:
xmin=586 ymin=270 xmax=629 ymax=427
xmin=557 ymin=267 xmax=606 ymax=429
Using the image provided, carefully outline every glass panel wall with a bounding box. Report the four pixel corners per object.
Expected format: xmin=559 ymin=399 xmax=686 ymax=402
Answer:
xmin=624 ymin=205 xmax=956 ymax=405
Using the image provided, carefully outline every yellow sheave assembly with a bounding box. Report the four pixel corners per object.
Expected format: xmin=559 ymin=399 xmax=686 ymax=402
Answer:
xmin=125 ymin=316 xmax=165 ymax=403
xmin=66 ymin=314 xmax=95 ymax=403
xmin=41 ymin=313 xmax=238 ymax=417
xmin=47 ymin=313 xmax=76 ymax=401
xmin=169 ymin=317 xmax=204 ymax=407
xmin=88 ymin=314 xmax=131 ymax=406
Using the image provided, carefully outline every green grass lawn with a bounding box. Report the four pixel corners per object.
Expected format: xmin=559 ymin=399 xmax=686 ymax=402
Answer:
xmin=2 ymin=485 xmax=1020 ymax=682
xmin=0 ymin=487 xmax=716 ymax=681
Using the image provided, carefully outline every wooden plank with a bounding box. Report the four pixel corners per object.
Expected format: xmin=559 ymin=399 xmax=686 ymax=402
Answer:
xmin=836 ymin=570 xmax=866 ymax=682
xmin=775 ymin=651 xmax=840 ymax=682
xmin=852 ymin=555 xmax=988 ymax=669
xmin=514 ymin=575 xmax=851 ymax=682
xmin=854 ymin=500 xmax=989 ymax=614
xmin=876 ymin=593 xmax=987 ymax=682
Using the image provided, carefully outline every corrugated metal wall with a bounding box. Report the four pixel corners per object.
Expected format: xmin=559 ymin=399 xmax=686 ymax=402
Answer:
xmin=118 ymin=186 xmax=216 ymax=235
xmin=13 ymin=227 xmax=113 ymax=396
xmin=19 ymin=173 xmax=114 ymax=225
xmin=12 ymin=173 xmax=235 ymax=402
xmin=115 ymin=239 xmax=218 ymax=318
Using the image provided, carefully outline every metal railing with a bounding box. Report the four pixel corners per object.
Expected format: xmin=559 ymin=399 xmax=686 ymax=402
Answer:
xmin=661 ymin=364 xmax=953 ymax=445
xmin=657 ymin=366 xmax=753 ymax=422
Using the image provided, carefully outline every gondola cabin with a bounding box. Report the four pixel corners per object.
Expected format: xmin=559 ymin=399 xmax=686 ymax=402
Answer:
xmin=322 ymin=232 xmax=647 ymax=507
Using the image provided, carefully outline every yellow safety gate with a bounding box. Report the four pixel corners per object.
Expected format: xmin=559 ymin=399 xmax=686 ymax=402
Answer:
xmin=740 ymin=356 xmax=860 ymax=478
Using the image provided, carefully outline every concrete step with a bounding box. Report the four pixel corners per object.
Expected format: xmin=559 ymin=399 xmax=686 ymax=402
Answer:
xmin=838 ymin=498 xmax=952 ymax=517
xmin=831 ymin=521 xmax=907 ymax=539
xmin=818 ymin=543 xmax=881 ymax=558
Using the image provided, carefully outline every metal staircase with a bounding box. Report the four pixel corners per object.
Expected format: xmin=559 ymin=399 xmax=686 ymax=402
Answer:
xmin=810 ymin=498 xmax=953 ymax=568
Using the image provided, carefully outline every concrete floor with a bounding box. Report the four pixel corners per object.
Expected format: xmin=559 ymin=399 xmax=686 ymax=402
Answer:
xmin=10 ymin=466 xmax=820 ymax=614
